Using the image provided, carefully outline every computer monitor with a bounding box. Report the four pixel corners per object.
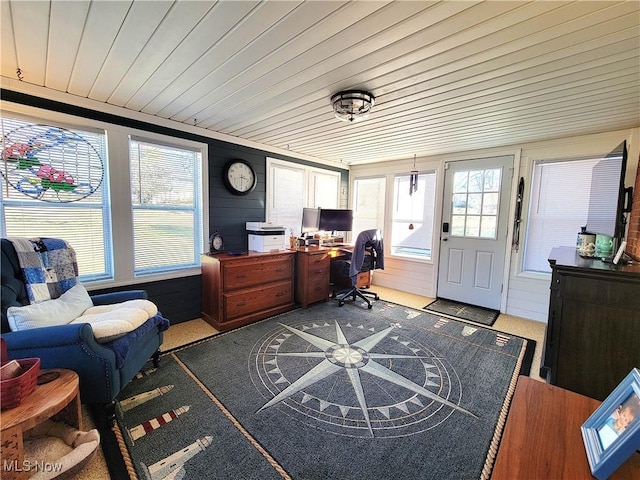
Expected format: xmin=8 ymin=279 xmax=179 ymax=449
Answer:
xmin=318 ymin=208 xmax=353 ymax=233
xmin=301 ymin=207 xmax=321 ymax=235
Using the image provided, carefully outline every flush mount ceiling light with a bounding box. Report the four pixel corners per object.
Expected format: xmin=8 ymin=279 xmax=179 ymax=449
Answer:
xmin=331 ymin=90 xmax=375 ymax=122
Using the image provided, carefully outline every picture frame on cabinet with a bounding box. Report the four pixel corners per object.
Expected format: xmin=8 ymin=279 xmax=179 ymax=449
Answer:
xmin=581 ymin=368 xmax=640 ymax=480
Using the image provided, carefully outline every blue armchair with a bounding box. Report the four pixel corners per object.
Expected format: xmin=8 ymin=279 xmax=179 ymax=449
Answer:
xmin=0 ymin=238 xmax=169 ymax=411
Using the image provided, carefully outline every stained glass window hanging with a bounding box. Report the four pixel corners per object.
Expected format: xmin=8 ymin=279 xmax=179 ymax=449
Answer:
xmin=1 ymin=120 xmax=104 ymax=203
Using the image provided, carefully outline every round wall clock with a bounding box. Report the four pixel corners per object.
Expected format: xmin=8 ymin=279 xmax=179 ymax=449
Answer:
xmin=209 ymin=231 xmax=224 ymax=253
xmin=222 ymin=159 xmax=257 ymax=195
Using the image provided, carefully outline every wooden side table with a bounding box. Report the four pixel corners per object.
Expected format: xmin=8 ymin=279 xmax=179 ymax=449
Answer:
xmin=1 ymin=369 xmax=81 ymax=480
xmin=492 ymin=376 xmax=640 ymax=479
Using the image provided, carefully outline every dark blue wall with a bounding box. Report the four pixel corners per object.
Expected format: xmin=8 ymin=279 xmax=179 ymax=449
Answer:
xmin=1 ymin=89 xmax=349 ymax=323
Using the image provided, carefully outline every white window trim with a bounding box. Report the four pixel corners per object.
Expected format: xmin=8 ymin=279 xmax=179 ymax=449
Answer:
xmin=386 ymin=170 xmax=437 ymax=262
xmin=520 ymin=154 xmax=612 ymax=275
xmin=128 ymin=134 xmax=206 ymax=277
xmin=1 ymin=102 xmax=209 ymax=290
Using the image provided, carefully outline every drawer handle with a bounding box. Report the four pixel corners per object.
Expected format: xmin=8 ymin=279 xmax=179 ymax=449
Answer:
xmin=275 ymin=292 xmax=285 ymax=297
xmin=274 ymin=268 xmax=285 ymax=273
xmin=235 ymin=274 xmax=247 ymax=279
xmin=236 ymin=301 xmax=247 ymax=307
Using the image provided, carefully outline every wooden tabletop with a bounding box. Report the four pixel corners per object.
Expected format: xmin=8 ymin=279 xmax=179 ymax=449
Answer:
xmin=492 ymin=376 xmax=640 ymax=479
xmin=1 ymin=368 xmax=80 ymax=433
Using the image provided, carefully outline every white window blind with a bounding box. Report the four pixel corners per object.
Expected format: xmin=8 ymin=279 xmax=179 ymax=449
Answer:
xmin=266 ymin=158 xmax=340 ymax=237
xmin=1 ymin=116 xmax=112 ymax=281
xmin=352 ymin=177 xmax=386 ymax=237
xmin=129 ymin=138 xmax=202 ymax=275
xmin=523 ymin=157 xmax=603 ymax=273
xmin=311 ymin=170 xmax=340 ymax=209
xmin=267 ymin=161 xmax=306 ymax=237
xmin=391 ymin=172 xmax=436 ymax=259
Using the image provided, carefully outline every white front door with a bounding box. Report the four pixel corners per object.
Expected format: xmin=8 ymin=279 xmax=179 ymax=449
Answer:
xmin=437 ymin=156 xmax=513 ymax=310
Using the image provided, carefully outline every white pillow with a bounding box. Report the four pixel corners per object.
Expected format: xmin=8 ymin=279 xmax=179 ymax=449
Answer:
xmin=71 ymin=306 xmax=153 ymax=343
xmin=7 ymin=284 xmax=93 ymax=331
xmin=82 ymin=299 xmax=158 ymax=318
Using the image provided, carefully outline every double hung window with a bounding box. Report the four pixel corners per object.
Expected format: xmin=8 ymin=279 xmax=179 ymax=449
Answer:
xmin=266 ymin=158 xmax=340 ymax=236
xmin=129 ymin=138 xmax=203 ymax=275
xmin=352 ymin=177 xmax=386 ymax=235
xmin=1 ymin=116 xmax=112 ymax=281
xmin=1 ymin=114 xmax=205 ymax=284
xmin=523 ymin=157 xmax=610 ymax=273
xmin=390 ymin=172 xmax=436 ymax=259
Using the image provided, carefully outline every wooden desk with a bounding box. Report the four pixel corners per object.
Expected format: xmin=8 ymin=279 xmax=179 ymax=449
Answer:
xmin=1 ymin=369 xmax=81 ymax=480
xmin=292 ymin=245 xmax=371 ymax=308
xmin=492 ymin=376 xmax=640 ymax=480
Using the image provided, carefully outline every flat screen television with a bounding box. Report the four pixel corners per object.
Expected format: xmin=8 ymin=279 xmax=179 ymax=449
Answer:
xmin=301 ymin=207 xmax=320 ymax=235
xmin=586 ymin=140 xmax=632 ymax=245
xmin=318 ymin=208 xmax=353 ymax=232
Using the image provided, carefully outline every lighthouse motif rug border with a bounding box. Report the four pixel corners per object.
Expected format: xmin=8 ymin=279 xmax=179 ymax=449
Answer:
xmin=111 ymin=300 xmax=535 ymax=480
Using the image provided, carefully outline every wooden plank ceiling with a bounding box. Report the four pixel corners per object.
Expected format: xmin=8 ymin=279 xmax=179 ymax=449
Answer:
xmin=1 ymin=1 xmax=639 ymax=165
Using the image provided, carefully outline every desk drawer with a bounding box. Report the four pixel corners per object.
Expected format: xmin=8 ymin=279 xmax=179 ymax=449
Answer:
xmin=307 ymin=262 xmax=329 ymax=277
xmin=223 ymin=256 xmax=293 ymax=290
xmin=224 ymin=281 xmax=293 ymax=321
xmin=306 ymin=275 xmax=329 ymax=304
xmin=307 ymin=253 xmax=330 ymax=267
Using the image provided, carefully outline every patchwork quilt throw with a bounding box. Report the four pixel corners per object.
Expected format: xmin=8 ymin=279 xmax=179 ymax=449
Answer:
xmin=7 ymin=236 xmax=78 ymax=303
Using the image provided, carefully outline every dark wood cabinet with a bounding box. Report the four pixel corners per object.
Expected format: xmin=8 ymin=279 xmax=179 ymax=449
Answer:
xmin=201 ymin=251 xmax=295 ymax=331
xmin=541 ymin=247 xmax=640 ymax=400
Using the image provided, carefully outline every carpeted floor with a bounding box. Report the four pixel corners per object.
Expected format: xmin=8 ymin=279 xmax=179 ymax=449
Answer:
xmin=74 ymin=286 xmax=547 ymax=479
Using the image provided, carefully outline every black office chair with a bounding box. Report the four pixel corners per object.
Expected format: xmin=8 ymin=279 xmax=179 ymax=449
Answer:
xmin=330 ymin=229 xmax=384 ymax=309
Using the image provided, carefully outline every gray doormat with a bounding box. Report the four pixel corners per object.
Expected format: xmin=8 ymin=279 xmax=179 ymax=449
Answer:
xmin=424 ymin=298 xmax=500 ymax=326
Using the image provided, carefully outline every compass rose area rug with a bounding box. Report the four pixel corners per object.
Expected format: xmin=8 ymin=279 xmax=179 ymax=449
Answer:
xmin=110 ymin=301 xmax=535 ymax=480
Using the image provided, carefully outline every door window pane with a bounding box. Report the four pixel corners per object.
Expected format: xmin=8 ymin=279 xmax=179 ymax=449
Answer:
xmin=482 ymin=192 xmax=499 ymax=215
xmin=451 ymin=215 xmax=465 ymax=236
xmin=449 ymin=168 xmax=501 ymax=240
xmin=480 ymin=216 xmax=497 ymax=238
xmin=465 ymin=215 xmax=480 ymax=237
